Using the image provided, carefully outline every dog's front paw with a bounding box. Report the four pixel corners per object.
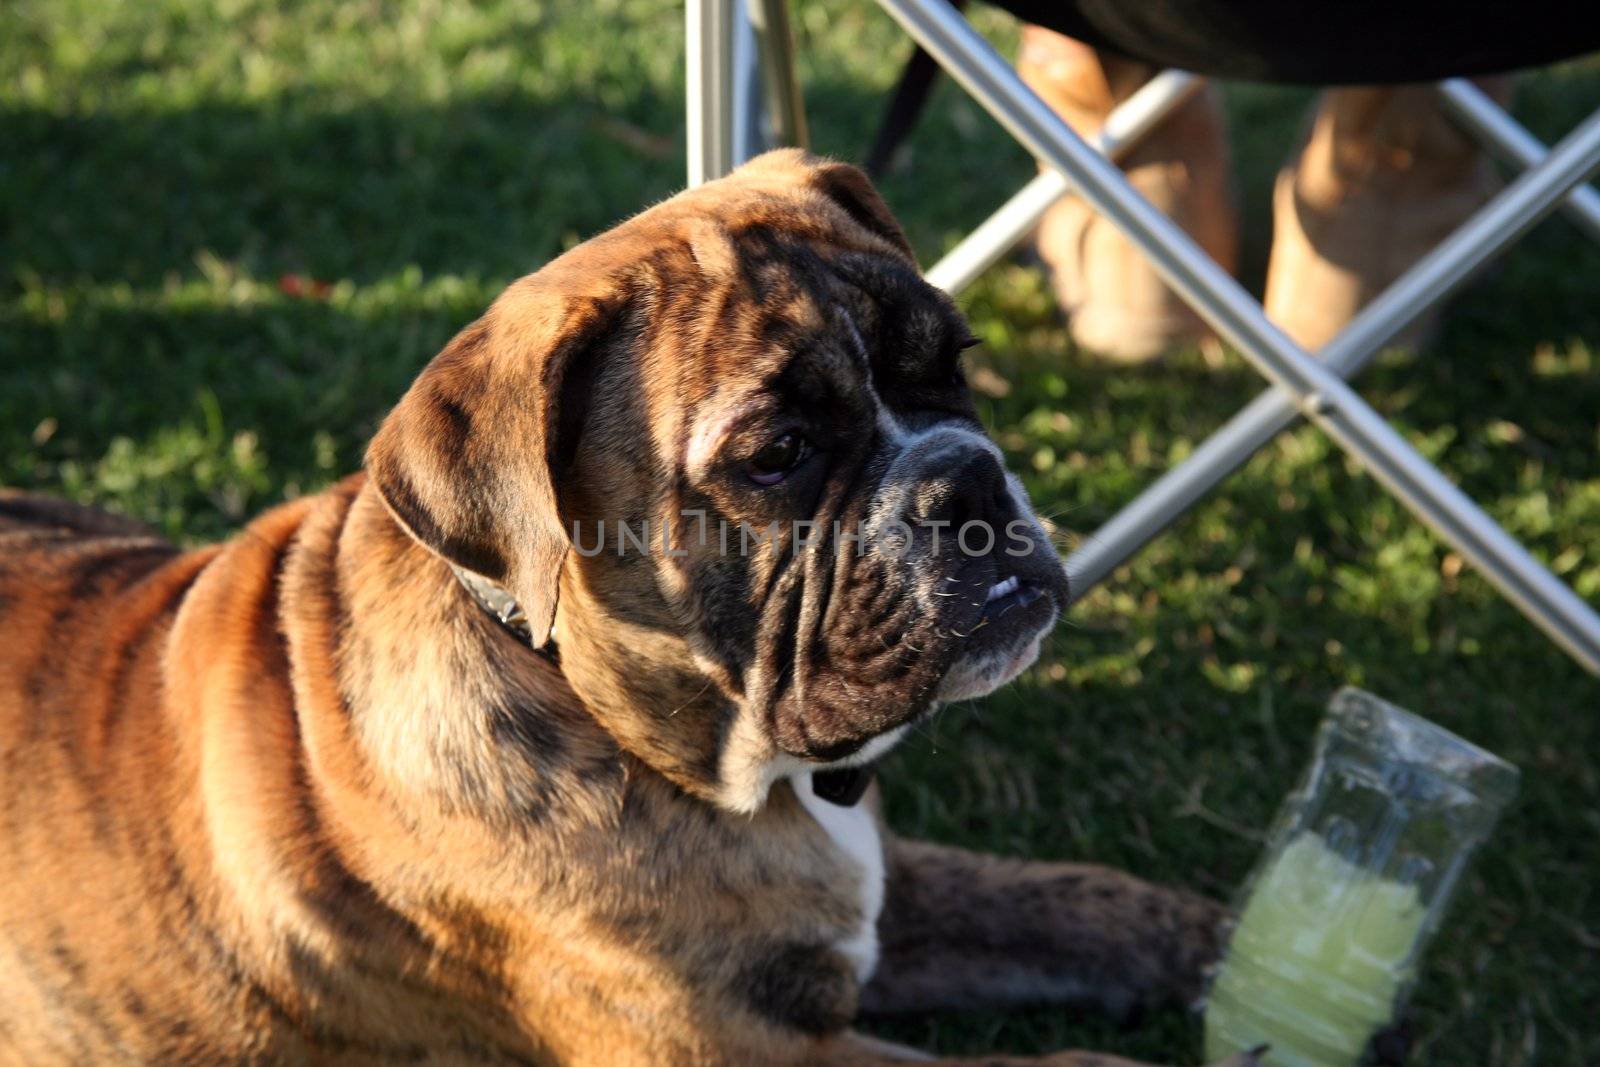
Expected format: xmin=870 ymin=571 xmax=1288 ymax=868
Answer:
xmin=1161 ymin=887 xmax=1232 ymax=1009
xmin=1090 ymin=881 xmax=1231 ymax=1022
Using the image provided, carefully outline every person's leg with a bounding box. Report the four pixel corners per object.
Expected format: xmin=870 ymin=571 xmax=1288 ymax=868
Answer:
xmin=1264 ymin=80 xmax=1513 ymax=350
xmin=1017 ymin=26 xmax=1239 ymax=362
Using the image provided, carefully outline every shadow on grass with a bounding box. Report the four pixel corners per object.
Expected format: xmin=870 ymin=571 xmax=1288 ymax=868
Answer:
xmin=0 ymin=95 xmax=686 ymax=289
xmin=0 ymin=64 xmax=1041 ymax=293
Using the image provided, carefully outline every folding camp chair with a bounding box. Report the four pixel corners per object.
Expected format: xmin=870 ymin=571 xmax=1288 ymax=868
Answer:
xmin=685 ymin=0 xmax=1600 ymax=674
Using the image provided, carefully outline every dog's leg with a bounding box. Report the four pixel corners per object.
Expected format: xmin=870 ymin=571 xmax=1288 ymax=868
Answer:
xmin=821 ymin=1030 xmax=1263 ymax=1066
xmin=860 ymin=838 xmax=1227 ymax=1022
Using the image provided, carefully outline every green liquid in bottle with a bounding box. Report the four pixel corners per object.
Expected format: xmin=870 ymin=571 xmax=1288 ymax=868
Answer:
xmin=1204 ymin=832 xmax=1428 ymax=1067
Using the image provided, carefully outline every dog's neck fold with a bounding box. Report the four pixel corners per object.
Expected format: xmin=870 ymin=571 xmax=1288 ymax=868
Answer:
xmin=341 ymin=479 xmax=762 ymax=814
xmin=442 ymin=540 xmax=880 ymax=814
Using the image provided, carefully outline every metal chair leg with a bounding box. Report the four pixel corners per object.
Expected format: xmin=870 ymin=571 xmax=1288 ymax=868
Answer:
xmin=1437 ymin=78 xmax=1600 ymax=243
xmin=876 ymin=0 xmax=1600 ymax=674
xmin=926 ymin=70 xmax=1203 ymax=295
xmin=687 ymin=0 xmax=737 ymax=187
xmin=748 ymin=0 xmax=809 ymax=151
xmin=1068 ymin=108 xmax=1600 ymax=596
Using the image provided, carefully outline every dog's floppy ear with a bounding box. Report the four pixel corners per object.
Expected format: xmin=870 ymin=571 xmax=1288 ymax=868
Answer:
xmin=366 ymin=293 xmax=613 ymax=647
xmin=807 ymin=159 xmax=917 ymax=265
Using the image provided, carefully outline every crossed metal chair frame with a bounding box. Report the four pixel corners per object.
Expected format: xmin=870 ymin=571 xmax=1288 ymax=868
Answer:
xmin=686 ymin=0 xmax=1600 ymax=675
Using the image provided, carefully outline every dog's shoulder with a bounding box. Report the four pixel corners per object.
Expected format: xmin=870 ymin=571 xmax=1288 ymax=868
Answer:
xmin=0 ymin=490 xmax=186 ymax=640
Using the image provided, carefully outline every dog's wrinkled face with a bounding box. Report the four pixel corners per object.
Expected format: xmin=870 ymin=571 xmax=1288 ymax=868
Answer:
xmin=369 ymin=150 xmax=1067 ymax=812
xmin=607 ymin=244 xmax=1068 ymax=809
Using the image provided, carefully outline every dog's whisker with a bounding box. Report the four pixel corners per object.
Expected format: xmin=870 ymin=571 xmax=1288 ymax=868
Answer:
xmin=665 ymin=678 xmax=715 ymax=718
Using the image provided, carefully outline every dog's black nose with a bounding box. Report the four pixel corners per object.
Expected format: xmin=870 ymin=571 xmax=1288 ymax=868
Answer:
xmin=906 ymin=445 xmax=1014 ymax=534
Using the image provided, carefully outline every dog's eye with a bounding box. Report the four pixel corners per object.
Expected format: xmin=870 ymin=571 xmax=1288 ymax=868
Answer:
xmin=747 ymin=432 xmax=807 ymax=486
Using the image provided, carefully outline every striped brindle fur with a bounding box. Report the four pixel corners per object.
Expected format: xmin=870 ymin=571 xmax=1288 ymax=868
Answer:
xmin=0 ymin=151 xmax=1254 ymax=1067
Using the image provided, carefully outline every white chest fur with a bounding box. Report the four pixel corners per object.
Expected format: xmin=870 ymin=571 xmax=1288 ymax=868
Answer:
xmin=792 ymin=772 xmax=885 ymax=984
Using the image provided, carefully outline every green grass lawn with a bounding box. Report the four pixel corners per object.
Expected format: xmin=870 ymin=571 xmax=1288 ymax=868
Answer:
xmin=3 ymin=1 xmax=1597 ymax=1062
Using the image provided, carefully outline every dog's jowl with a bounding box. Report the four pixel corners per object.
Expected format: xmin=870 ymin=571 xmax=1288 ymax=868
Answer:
xmin=0 ymin=151 xmax=1251 ymax=1067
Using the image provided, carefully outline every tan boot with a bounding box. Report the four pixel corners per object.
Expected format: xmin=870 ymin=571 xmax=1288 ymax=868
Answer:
xmin=1017 ymin=26 xmax=1239 ymax=362
xmin=1264 ymin=81 xmax=1511 ymax=352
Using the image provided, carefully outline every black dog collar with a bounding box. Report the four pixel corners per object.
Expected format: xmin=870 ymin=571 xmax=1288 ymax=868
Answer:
xmin=812 ymin=763 xmax=876 ymax=807
xmin=451 ymin=564 xmax=558 ymax=662
xmin=456 ymin=564 xmax=875 ymax=805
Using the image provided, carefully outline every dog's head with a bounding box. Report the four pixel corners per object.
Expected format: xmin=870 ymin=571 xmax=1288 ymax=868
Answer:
xmin=368 ymin=150 xmax=1067 ymax=812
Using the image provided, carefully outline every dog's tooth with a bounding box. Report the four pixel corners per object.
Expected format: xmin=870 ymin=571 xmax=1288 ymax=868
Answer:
xmin=984 ymin=575 xmax=1020 ymax=603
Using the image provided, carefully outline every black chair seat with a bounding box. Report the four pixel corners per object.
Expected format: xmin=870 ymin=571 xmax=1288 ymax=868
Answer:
xmin=994 ymin=0 xmax=1600 ymax=84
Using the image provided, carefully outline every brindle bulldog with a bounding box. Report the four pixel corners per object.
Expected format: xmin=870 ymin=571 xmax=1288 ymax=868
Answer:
xmin=0 ymin=150 xmax=1254 ymax=1066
